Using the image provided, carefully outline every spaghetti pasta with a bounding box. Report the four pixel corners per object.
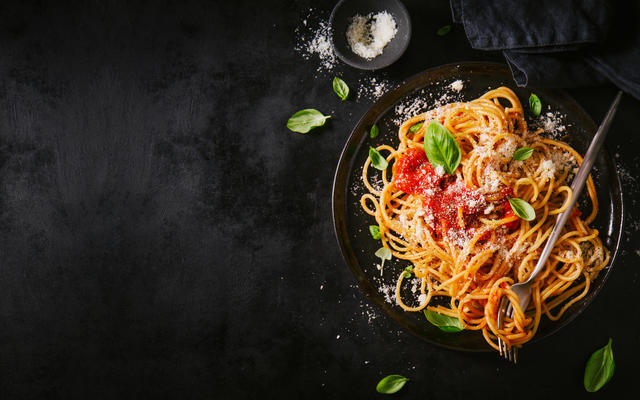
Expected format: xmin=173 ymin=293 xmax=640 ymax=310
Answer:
xmin=361 ymin=87 xmax=609 ymax=351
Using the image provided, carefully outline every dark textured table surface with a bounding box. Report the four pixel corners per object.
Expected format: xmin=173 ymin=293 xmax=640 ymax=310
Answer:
xmin=0 ymin=1 xmax=638 ymax=398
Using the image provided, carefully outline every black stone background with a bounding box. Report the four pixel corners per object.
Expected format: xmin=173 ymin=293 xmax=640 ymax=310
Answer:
xmin=0 ymin=0 xmax=637 ymax=398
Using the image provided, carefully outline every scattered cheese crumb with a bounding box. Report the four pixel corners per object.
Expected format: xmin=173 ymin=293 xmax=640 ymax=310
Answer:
xmin=538 ymin=111 xmax=567 ymax=138
xmin=539 ymin=159 xmax=556 ymax=182
xmin=484 ymin=203 xmax=495 ymax=215
xmin=357 ymin=76 xmax=394 ymax=100
xmin=449 ymin=80 xmax=464 ymax=92
xmin=294 ymin=10 xmax=337 ymax=72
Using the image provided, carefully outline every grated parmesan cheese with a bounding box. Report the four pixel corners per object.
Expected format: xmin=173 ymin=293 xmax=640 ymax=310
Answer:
xmin=346 ymin=11 xmax=398 ymax=59
xmin=482 ymin=168 xmax=503 ymax=193
xmin=538 ymin=111 xmax=567 ymax=138
xmin=539 ymin=159 xmax=556 ymax=182
xmin=294 ymin=10 xmax=337 ymax=72
xmin=449 ymin=80 xmax=464 ymax=92
xmin=357 ymin=76 xmax=394 ymax=100
xmin=484 ymin=203 xmax=495 ymax=215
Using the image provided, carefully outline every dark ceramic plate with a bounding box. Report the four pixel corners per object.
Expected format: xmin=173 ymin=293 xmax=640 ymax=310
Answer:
xmin=332 ymin=62 xmax=623 ymax=352
xmin=330 ymin=0 xmax=411 ymax=70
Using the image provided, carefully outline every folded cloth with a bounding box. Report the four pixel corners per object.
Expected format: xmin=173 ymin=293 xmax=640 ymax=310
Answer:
xmin=503 ymin=51 xmax=607 ymax=88
xmin=450 ymin=0 xmax=640 ymax=99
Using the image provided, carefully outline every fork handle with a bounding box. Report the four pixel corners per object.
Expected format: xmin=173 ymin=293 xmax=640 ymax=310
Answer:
xmin=523 ymin=91 xmax=622 ymax=285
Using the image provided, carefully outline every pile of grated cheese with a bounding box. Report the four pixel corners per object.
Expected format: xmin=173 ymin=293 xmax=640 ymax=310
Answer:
xmin=346 ymin=11 xmax=398 ymax=60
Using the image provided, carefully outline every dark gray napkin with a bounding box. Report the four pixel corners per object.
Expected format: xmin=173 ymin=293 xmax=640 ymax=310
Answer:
xmin=450 ymin=0 xmax=640 ymax=99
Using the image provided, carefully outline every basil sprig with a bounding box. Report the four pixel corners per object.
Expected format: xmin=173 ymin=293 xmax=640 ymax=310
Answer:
xmin=584 ymin=338 xmax=615 ymax=392
xmin=370 ymin=124 xmax=379 ymax=138
xmin=529 ymin=93 xmax=541 ymax=117
xmin=423 ymin=310 xmax=464 ymax=332
xmin=333 ymin=77 xmax=349 ymax=101
xmin=369 ymin=225 xmax=381 ymax=239
xmin=286 ymin=109 xmax=330 ymax=133
xmin=376 ymin=375 xmax=409 ymax=394
xmin=403 ymin=265 xmax=413 ymax=278
xmin=507 ymin=197 xmax=536 ymax=221
xmin=375 ymin=246 xmax=392 ymax=276
xmin=513 ymin=147 xmax=534 ymax=161
xmin=368 ymin=147 xmax=388 ymax=170
xmin=423 ymin=121 xmax=461 ymax=174
xmin=437 ymin=25 xmax=452 ymax=36
xmin=409 ymin=122 xmax=423 ymax=133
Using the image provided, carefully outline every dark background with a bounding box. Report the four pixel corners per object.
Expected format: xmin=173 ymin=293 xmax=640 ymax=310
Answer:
xmin=0 ymin=0 xmax=637 ymax=398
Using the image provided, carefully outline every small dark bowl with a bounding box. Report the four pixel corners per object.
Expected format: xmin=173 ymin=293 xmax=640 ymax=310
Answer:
xmin=330 ymin=0 xmax=411 ymax=70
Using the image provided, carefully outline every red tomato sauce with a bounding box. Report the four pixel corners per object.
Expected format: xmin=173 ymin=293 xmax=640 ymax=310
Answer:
xmin=392 ymin=148 xmax=488 ymax=239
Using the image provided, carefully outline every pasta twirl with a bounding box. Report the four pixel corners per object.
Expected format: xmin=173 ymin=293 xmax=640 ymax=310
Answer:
xmin=361 ymin=87 xmax=609 ymax=351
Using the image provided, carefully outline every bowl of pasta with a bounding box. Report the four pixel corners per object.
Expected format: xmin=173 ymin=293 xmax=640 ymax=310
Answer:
xmin=332 ymin=62 xmax=623 ymax=352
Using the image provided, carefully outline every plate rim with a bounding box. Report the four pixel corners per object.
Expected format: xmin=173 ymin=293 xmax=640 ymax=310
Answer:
xmin=331 ymin=61 xmax=624 ymax=352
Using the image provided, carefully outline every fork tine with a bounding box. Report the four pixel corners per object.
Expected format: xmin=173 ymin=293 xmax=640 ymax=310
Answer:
xmin=504 ymin=302 xmax=517 ymax=363
xmin=497 ymin=297 xmax=507 ymax=357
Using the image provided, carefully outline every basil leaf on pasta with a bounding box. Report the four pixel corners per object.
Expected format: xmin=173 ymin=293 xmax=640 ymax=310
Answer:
xmin=286 ymin=109 xmax=331 ymax=133
xmin=370 ymin=124 xmax=379 ymax=138
xmin=507 ymin=197 xmax=536 ymax=221
xmin=369 ymin=147 xmax=388 ymax=170
xmin=376 ymin=375 xmax=409 ymax=394
xmin=529 ymin=93 xmax=541 ymax=117
xmin=369 ymin=225 xmax=381 ymax=239
xmin=423 ymin=121 xmax=461 ymax=174
xmin=437 ymin=25 xmax=451 ymax=36
xmin=423 ymin=310 xmax=464 ymax=332
xmin=584 ymin=339 xmax=615 ymax=392
xmin=333 ymin=77 xmax=349 ymax=101
xmin=513 ymin=147 xmax=534 ymax=161
xmin=409 ymin=122 xmax=423 ymax=133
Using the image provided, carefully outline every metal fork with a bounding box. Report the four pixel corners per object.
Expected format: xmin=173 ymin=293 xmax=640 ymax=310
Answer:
xmin=498 ymin=91 xmax=623 ymax=363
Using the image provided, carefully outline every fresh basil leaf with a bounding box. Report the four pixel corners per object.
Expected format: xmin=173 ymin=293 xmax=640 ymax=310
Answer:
xmin=375 ymin=247 xmax=391 ymax=261
xmin=529 ymin=93 xmax=541 ymax=117
xmin=376 ymin=375 xmax=409 ymax=394
xmin=404 ymin=266 xmax=413 ymax=272
xmin=369 ymin=147 xmax=388 ymax=170
xmin=286 ymin=109 xmax=331 ymax=133
xmin=423 ymin=310 xmax=464 ymax=332
xmin=333 ymin=77 xmax=349 ymax=101
xmin=370 ymin=124 xmax=379 ymax=138
xmin=513 ymin=147 xmax=534 ymax=161
xmin=584 ymin=338 xmax=615 ymax=392
xmin=437 ymin=25 xmax=452 ymax=36
xmin=409 ymin=122 xmax=423 ymax=133
xmin=507 ymin=197 xmax=536 ymax=221
xmin=423 ymin=121 xmax=461 ymax=174
xmin=369 ymin=225 xmax=381 ymax=239
xmin=375 ymin=246 xmax=392 ymax=276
